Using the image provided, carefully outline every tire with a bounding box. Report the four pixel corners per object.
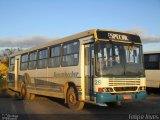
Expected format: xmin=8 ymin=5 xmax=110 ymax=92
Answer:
xmin=20 ymin=74 xmax=35 ymax=100
xmin=20 ymin=83 xmax=35 ymax=100
xmin=67 ymin=86 xmax=84 ymax=111
xmin=106 ymin=101 xmax=121 ymax=106
xmin=20 ymin=83 xmax=27 ymax=100
xmin=24 ymin=73 xmax=31 ymax=84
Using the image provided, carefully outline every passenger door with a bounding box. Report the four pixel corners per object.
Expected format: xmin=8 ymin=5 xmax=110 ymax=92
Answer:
xmin=84 ymin=44 xmax=94 ymax=101
xmin=14 ymin=58 xmax=19 ymax=90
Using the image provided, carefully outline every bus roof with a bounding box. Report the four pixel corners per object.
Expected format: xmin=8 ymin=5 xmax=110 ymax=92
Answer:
xmin=144 ymin=51 xmax=160 ymax=54
xmin=9 ymin=29 xmax=139 ymax=57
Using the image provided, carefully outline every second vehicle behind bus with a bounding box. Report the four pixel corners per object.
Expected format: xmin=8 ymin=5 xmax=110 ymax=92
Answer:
xmin=144 ymin=51 xmax=160 ymax=88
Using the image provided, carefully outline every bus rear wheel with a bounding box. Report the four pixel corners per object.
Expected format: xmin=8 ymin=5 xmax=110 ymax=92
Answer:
xmin=66 ymin=87 xmax=84 ymax=111
xmin=20 ymin=83 xmax=27 ymax=99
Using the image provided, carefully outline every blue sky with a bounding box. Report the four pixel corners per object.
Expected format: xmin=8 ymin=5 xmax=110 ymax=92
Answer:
xmin=0 ymin=0 xmax=160 ymax=51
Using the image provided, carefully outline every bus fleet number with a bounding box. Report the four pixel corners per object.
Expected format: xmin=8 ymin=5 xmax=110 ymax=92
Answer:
xmin=95 ymin=80 xmax=101 ymax=85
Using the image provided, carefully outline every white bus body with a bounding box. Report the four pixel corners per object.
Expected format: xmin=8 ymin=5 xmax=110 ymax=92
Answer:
xmin=144 ymin=51 xmax=160 ymax=88
xmin=8 ymin=29 xmax=146 ymax=110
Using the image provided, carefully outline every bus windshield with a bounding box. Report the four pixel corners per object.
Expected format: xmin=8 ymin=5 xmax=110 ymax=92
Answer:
xmin=95 ymin=41 xmax=144 ymax=76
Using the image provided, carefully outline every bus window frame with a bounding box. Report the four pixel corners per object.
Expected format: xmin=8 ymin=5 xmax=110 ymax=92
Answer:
xmin=20 ymin=53 xmax=29 ymax=71
xmin=9 ymin=57 xmax=15 ymax=72
xmin=48 ymin=44 xmax=61 ymax=68
xmin=37 ymin=48 xmax=49 ymax=69
xmin=144 ymin=53 xmax=160 ymax=70
xmin=61 ymin=39 xmax=80 ymax=67
xmin=28 ymin=50 xmax=38 ymax=70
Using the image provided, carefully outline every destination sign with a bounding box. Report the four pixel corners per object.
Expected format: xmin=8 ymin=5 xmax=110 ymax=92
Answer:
xmin=97 ymin=31 xmax=141 ymax=43
xmin=108 ymin=33 xmax=129 ymax=41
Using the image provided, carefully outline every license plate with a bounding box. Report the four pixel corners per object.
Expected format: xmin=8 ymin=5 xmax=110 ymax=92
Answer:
xmin=123 ymin=95 xmax=132 ymax=100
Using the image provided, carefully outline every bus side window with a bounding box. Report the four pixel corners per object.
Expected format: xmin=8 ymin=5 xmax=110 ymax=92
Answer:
xmin=9 ymin=57 xmax=15 ymax=71
xmin=29 ymin=51 xmax=37 ymax=70
xmin=21 ymin=54 xmax=28 ymax=70
xmin=48 ymin=45 xmax=61 ymax=68
xmin=62 ymin=40 xmax=79 ymax=67
xmin=144 ymin=54 xmax=159 ymax=70
xmin=37 ymin=49 xmax=48 ymax=69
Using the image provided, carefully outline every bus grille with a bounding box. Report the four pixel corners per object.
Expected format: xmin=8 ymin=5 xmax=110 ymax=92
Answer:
xmin=109 ymin=78 xmax=140 ymax=86
xmin=114 ymin=87 xmax=137 ymax=92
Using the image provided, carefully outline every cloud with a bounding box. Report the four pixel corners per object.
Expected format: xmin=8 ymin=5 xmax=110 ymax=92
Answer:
xmin=127 ymin=28 xmax=160 ymax=44
xmin=0 ymin=28 xmax=159 ymax=49
xmin=0 ymin=36 xmax=57 ymax=48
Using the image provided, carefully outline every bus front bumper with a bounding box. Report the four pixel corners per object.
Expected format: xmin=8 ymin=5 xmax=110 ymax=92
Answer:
xmin=96 ymin=91 xmax=147 ymax=104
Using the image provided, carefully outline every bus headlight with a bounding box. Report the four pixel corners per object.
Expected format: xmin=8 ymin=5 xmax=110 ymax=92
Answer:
xmin=98 ymin=87 xmax=113 ymax=93
xmin=104 ymin=87 xmax=114 ymax=92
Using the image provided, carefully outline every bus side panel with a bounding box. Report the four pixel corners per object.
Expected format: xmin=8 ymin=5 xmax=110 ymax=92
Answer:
xmin=145 ymin=70 xmax=160 ymax=88
xmin=22 ymin=66 xmax=81 ymax=99
xmin=47 ymin=66 xmax=81 ymax=97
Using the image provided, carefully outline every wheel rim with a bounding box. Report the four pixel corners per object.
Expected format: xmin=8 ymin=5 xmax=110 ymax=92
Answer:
xmin=69 ymin=91 xmax=77 ymax=105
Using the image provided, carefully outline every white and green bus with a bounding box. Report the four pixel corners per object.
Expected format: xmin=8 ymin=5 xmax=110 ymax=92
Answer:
xmin=8 ymin=29 xmax=146 ymax=110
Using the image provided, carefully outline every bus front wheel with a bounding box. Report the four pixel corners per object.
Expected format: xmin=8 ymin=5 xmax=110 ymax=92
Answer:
xmin=66 ymin=86 xmax=84 ymax=111
xmin=106 ymin=101 xmax=121 ymax=106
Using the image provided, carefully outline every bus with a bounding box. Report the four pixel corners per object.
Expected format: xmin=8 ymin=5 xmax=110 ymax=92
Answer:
xmin=144 ymin=51 xmax=160 ymax=88
xmin=8 ymin=29 xmax=146 ymax=110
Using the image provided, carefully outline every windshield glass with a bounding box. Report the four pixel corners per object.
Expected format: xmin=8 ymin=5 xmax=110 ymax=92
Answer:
xmin=95 ymin=41 xmax=144 ymax=76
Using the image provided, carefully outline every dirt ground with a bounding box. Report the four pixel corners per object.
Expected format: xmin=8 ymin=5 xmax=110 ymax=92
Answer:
xmin=0 ymin=88 xmax=160 ymax=120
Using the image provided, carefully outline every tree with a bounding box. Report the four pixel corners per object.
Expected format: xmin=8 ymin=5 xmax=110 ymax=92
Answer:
xmin=0 ymin=48 xmax=23 ymax=83
xmin=0 ymin=48 xmax=23 ymax=57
